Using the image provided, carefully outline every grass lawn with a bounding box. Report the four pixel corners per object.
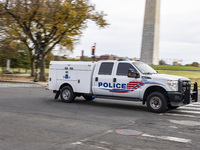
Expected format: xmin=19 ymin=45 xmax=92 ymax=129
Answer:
xmin=157 ymin=70 xmax=200 ymax=84
xmin=0 ymin=67 xmax=31 ymax=74
xmin=151 ymin=65 xmax=200 ymax=84
xmin=0 ymin=67 xmax=49 ymax=75
xmin=151 ymin=65 xmax=200 ymax=71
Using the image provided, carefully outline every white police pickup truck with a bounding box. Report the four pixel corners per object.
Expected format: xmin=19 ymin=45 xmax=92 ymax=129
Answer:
xmin=48 ymin=60 xmax=198 ymax=113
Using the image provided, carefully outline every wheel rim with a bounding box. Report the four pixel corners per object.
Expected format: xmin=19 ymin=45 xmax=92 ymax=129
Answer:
xmin=149 ymin=96 xmax=162 ymax=110
xmin=63 ymin=89 xmax=70 ymax=100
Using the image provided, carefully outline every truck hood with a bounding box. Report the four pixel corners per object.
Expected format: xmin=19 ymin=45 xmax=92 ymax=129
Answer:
xmin=146 ymin=74 xmax=189 ymax=81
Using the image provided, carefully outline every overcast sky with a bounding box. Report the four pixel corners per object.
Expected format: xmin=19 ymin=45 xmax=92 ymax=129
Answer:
xmin=60 ymin=0 xmax=200 ymax=65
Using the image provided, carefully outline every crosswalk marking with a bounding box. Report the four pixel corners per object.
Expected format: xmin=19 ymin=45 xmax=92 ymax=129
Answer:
xmin=160 ymin=102 xmax=200 ymax=118
xmin=170 ymin=110 xmax=200 ymax=115
xmin=142 ymin=134 xmax=191 ymax=143
xmin=178 ymin=106 xmax=200 ymax=111
xmin=160 ymin=113 xmax=197 ymax=118
xmin=183 ymin=105 xmax=200 ymax=108
xmin=191 ymin=102 xmax=200 ymax=105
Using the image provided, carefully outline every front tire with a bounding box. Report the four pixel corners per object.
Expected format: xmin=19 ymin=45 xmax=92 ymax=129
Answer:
xmin=146 ymin=92 xmax=167 ymax=113
xmin=60 ymin=86 xmax=75 ymax=103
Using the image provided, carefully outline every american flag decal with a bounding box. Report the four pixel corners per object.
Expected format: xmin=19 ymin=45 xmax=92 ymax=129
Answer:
xmin=127 ymin=81 xmax=142 ymax=90
xmin=108 ymin=81 xmax=159 ymax=93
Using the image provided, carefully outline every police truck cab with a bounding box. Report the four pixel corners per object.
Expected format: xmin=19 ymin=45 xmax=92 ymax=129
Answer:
xmin=48 ymin=60 xmax=198 ymax=113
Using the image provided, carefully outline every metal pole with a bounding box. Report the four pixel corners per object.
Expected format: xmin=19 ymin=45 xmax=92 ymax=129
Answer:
xmin=93 ymin=43 xmax=96 ymax=61
xmin=34 ymin=54 xmax=39 ymax=82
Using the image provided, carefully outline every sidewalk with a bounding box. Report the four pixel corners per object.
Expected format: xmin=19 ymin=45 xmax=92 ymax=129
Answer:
xmin=0 ymin=74 xmax=48 ymax=86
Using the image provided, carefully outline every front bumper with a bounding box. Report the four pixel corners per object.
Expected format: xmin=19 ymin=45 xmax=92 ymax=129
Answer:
xmin=168 ymin=82 xmax=198 ymax=104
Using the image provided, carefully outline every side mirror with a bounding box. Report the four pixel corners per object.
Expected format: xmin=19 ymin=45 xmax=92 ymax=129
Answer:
xmin=128 ymin=69 xmax=140 ymax=78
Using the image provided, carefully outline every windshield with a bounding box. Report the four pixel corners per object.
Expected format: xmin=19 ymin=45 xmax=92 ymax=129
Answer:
xmin=133 ymin=62 xmax=157 ymax=74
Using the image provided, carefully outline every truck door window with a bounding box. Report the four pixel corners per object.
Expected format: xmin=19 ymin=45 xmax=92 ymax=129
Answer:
xmin=98 ymin=62 xmax=114 ymax=75
xmin=117 ymin=63 xmax=135 ymax=76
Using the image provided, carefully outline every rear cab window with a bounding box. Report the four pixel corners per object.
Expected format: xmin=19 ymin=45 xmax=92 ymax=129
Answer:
xmin=98 ymin=62 xmax=114 ymax=75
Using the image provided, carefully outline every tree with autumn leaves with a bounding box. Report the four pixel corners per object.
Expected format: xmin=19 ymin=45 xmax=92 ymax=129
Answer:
xmin=0 ymin=0 xmax=108 ymax=81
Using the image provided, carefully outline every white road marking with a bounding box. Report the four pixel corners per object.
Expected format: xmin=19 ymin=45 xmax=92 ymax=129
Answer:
xmin=142 ymin=133 xmax=191 ymax=143
xmin=160 ymin=113 xmax=196 ymax=118
xmin=71 ymin=141 xmax=83 ymax=145
xmin=69 ymin=130 xmax=113 ymax=149
xmin=169 ymin=126 xmax=178 ymax=129
xmin=70 ymin=140 xmax=110 ymax=150
xmin=169 ymin=120 xmax=200 ymax=126
xmin=85 ymin=144 xmax=110 ymax=150
xmin=184 ymin=105 xmax=200 ymax=108
xmin=178 ymin=106 xmax=200 ymax=111
xmin=161 ymin=102 xmax=200 ymax=118
xmin=191 ymin=103 xmax=200 ymax=105
xmin=172 ymin=110 xmax=200 ymax=115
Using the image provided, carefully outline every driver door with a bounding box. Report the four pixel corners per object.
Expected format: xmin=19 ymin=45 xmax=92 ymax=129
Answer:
xmin=112 ymin=62 xmax=142 ymax=98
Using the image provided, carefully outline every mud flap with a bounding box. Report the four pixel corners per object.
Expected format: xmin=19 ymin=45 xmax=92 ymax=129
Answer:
xmin=54 ymin=91 xmax=60 ymax=99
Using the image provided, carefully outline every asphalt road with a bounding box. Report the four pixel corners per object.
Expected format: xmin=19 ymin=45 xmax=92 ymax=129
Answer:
xmin=0 ymin=82 xmax=200 ymax=150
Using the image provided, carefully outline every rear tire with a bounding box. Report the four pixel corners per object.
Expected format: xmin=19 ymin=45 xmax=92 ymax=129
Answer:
xmin=60 ymin=86 xmax=75 ymax=103
xmin=146 ymin=92 xmax=167 ymax=113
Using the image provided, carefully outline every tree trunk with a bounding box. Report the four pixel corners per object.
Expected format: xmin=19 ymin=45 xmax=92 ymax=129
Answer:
xmin=39 ymin=55 xmax=46 ymax=82
xmin=31 ymin=57 xmax=35 ymax=77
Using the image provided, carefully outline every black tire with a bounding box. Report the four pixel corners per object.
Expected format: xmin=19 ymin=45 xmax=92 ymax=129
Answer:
xmin=146 ymin=92 xmax=167 ymax=113
xmin=60 ymin=86 xmax=75 ymax=103
xmin=83 ymin=95 xmax=95 ymax=101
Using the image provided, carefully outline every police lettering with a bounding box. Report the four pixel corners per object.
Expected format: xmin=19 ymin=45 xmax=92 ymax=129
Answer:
xmin=98 ymin=82 xmax=126 ymax=89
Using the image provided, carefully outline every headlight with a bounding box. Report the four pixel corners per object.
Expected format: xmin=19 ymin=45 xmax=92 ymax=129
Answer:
xmin=167 ymin=80 xmax=178 ymax=91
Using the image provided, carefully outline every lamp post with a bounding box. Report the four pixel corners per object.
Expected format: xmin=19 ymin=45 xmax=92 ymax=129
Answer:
xmin=33 ymin=55 xmax=39 ymax=82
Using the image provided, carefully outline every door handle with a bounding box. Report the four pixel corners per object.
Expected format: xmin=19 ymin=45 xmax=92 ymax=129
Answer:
xmin=113 ymin=78 xmax=116 ymax=82
xmin=95 ymin=77 xmax=98 ymax=82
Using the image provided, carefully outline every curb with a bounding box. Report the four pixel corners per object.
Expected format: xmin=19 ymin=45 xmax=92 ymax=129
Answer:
xmin=0 ymin=80 xmax=48 ymax=86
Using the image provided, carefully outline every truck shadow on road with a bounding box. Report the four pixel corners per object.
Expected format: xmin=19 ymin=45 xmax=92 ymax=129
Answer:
xmin=61 ymin=98 xmax=149 ymax=113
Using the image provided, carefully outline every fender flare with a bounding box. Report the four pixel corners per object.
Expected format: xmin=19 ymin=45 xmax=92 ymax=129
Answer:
xmin=142 ymin=85 xmax=168 ymax=104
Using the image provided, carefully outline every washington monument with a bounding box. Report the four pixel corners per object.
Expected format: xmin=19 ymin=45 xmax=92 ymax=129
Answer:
xmin=140 ymin=0 xmax=160 ymax=65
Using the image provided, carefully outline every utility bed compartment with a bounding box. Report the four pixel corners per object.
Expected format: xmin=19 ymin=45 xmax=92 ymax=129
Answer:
xmin=49 ymin=61 xmax=96 ymax=93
